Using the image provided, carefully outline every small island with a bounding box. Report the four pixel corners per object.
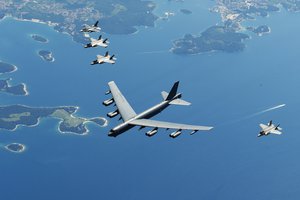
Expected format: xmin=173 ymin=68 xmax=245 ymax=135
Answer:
xmin=0 ymin=61 xmax=17 ymax=74
xmin=38 ymin=50 xmax=55 ymax=62
xmin=0 ymin=79 xmax=28 ymax=96
xmin=5 ymin=143 xmax=26 ymax=153
xmin=171 ymin=25 xmax=249 ymax=55
xmin=180 ymin=9 xmax=192 ymax=15
xmin=247 ymin=25 xmax=271 ymax=36
xmin=31 ymin=34 xmax=48 ymax=43
xmin=0 ymin=105 xmax=108 ymax=135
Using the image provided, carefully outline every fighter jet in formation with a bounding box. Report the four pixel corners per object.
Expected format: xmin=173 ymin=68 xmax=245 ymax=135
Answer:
xmin=258 ymin=120 xmax=282 ymax=137
xmin=103 ymin=81 xmax=213 ymax=138
xmin=80 ymin=21 xmax=101 ymax=33
xmin=84 ymin=35 xmax=109 ymax=48
xmin=91 ymin=51 xmax=116 ymax=65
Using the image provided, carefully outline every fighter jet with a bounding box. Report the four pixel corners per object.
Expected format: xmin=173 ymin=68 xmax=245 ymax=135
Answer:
xmin=258 ymin=120 xmax=282 ymax=137
xmin=80 ymin=21 xmax=101 ymax=33
xmin=84 ymin=35 xmax=109 ymax=48
xmin=91 ymin=51 xmax=116 ymax=65
xmin=103 ymin=81 xmax=213 ymax=138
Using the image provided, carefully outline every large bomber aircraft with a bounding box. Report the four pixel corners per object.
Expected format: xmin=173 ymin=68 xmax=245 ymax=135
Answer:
xmin=80 ymin=21 xmax=101 ymax=33
xmin=103 ymin=81 xmax=213 ymax=138
xmin=84 ymin=35 xmax=109 ymax=48
xmin=91 ymin=51 xmax=116 ymax=65
xmin=258 ymin=120 xmax=282 ymax=137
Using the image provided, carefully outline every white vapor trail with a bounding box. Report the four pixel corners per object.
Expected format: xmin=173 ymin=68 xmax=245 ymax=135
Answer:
xmin=217 ymin=104 xmax=286 ymax=127
xmin=245 ymin=104 xmax=286 ymax=119
xmin=137 ymin=50 xmax=169 ymax=54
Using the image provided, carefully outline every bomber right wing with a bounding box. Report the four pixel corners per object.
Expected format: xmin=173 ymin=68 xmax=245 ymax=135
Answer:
xmin=108 ymin=81 xmax=137 ymax=121
xmin=129 ymin=119 xmax=213 ymax=132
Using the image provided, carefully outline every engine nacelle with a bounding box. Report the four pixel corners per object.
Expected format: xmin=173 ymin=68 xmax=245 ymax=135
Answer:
xmin=190 ymin=130 xmax=198 ymax=135
xmin=103 ymin=98 xmax=114 ymax=106
xmin=146 ymin=128 xmax=158 ymax=137
xmin=107 ymin=110 xmax=119 ymax=118
xmin=105 ymin=90 xmax=111 ymax=95
xmin=170 ymin=130 xmax=182 ymax=138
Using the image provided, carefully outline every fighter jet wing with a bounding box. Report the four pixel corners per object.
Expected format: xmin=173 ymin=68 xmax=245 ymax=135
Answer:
xmin=270 ymin=130 xmax=282 ymax=135
xmin=259 ymin=124 xmax=268 ymax=129
xmin=108 ymin=81 xmax=137 ymax=121
xmin=129 ymin=119 xmax=213 ymax=131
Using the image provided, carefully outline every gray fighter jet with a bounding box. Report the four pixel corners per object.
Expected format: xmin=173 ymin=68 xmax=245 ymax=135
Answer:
xmin=84 ymin=35 xmax=109 ymax=48
xmin=258 ymin=120 xmax=282 ymax=137
xmin=80 ymin=21 xmax=101 ymax=33
xmin=103 ymin=81 xmax=213 ymax=138
xmin=91 ymin=51 xmax=116 ymax=65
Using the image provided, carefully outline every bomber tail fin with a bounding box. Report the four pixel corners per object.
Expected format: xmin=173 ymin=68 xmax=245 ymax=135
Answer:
xmin=166 ymin=81 xmax=179 ymax=101
xmin=94 ymin=21 xmax=99 ymax=27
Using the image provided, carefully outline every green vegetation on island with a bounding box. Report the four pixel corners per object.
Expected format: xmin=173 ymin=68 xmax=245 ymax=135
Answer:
xmin=31 ymin=34 xmax=48 ymax=43
xmin=0 ymin=79 xmax=28 ymax=96
xmin=0 ymin=105 xmax=107 ymax=135
xmin=38 ymin=50 xmax=54 ymax=62
xmin=5 ymin=143 xmax=26 ymax=153
xmin=171 ymin=26 xmax=249 ymax=55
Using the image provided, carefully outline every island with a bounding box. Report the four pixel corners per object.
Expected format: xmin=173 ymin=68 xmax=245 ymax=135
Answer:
xmin=31 ymin=34 xmax=48 ymax=43
xmin=247 ymin=25 xmax=271 ymax=36
xmin=5 ymin=143 xmax=26 ymax=153
xmin=180 ymin=9 xmax=192 ymax=15
xmin=0 ymin=79 xmax=28 ymax=96
xmin=171 ymin=0 xmax=300 ymax=55
xmin=38 ymin=50 xmax=55 ymax=62
xmin=0 ymin=105 xmax=108 ymax=135
xmin=171 ymin=25 xmax=249 ymax=55
xmin=0 ymin=0 xmax=159 ymax=43
xmin=0 ymin=61 xmax=17 ymax=74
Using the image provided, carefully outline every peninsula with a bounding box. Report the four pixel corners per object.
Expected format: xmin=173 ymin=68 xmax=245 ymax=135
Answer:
xmin=0 ymin=0 xmax=158 ymax=43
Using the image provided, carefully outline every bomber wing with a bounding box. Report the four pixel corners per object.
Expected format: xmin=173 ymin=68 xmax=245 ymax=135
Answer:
xmin=108 ymin=81 xmax=137 ymax=121
xmin=129 ymin=119 xmax=213 ymax=131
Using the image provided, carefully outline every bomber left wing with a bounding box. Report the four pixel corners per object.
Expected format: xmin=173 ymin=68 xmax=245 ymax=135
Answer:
xmin=108 ymin=81 xmax=137 ymax=121
xmin=129 ymin=119 xmax=213 ymax=137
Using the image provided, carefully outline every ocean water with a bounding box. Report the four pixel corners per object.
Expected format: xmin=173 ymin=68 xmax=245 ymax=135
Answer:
xmin=0 ymin=1 xmax=300 ymax=199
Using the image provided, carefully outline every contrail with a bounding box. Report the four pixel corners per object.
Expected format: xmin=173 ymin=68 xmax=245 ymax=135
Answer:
xmin=137 ymin=50 xmax=169 ymax=54
xmin=217 ymin=104 xmax=286 ymax=127
xmin=246 ymin=104 xmax=286 ymax=119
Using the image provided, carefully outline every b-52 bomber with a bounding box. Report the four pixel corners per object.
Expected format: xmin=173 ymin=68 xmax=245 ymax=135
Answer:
xmin=80 ymin=21 xmax=101 ymax=33
xmin=258 ymin=120 xmax=282 ymax=137
xmin=84 ymin=35 xmax=109 ymax=48
xmin=91 ymin=51 xmax=116 ymax=65
xmin=103 ymin=81 xmax=213 ymax=138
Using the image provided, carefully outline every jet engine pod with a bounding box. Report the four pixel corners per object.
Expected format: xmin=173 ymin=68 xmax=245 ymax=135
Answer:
xmin=169 ymin=130 xmax=182 ymax=138
xmin=107 ymin=110 xmax=119 ymax=118
xmin=105 ymin=90 xmax=111 ymax=95
xmin=146 ymin=128 xmax=158 ymax=137
xmin=103 ymin=98 xmax=114 ymax=106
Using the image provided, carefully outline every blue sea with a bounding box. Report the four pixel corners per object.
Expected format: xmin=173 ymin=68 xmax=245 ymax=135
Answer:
xmin=1 ymin=1 xmax=300 ymax=199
